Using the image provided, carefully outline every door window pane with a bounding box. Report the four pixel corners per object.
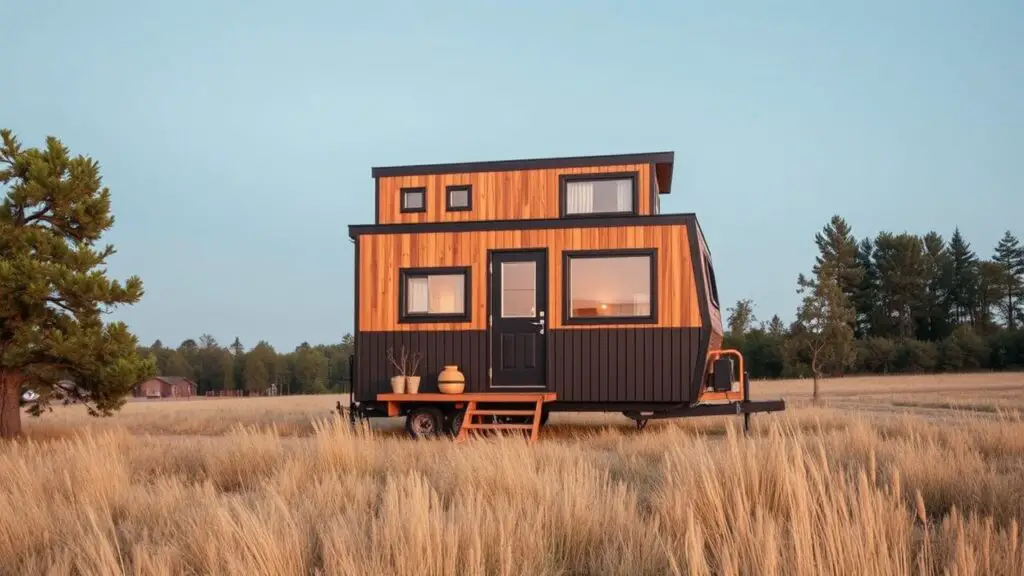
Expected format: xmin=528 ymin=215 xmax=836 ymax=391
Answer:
xmin=568 ymin=254 xmax=653 ymax=319
xmin=501 ymin=261 xmax=536 ymax=318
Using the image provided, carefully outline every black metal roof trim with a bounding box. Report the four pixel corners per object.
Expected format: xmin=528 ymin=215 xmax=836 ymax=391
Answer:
xmin=370 ymin=151 xmax=675 ymax=178
xmin=348 ymin=212 xmax=697 ymax=238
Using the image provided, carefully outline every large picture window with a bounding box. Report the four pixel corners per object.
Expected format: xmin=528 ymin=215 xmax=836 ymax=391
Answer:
xmin=398 ymin=267 xmax=470 ymax=323
xmin=560 ymin=172 xmax=638 ymax=217
xmin=563 ymin=250 xmax=657 ymax=324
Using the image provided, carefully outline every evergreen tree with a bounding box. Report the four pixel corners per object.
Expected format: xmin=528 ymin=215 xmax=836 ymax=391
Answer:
xmin=919 ymin=231 xmax=952 ymax=340
xmin=765 ymin=315 xmax=787 ymax=337
xmin=992 ymin=231 xmax=1024 ymax=329
xmin=0 ymin=129 xmax=152 ymax=438
xmin=852 ymin=237 xmax=880 ymax=338
xmin=811 ymin=216 xmax=863 ymax=331
xmin=230 ymin=337 xmax=245 ymax=356
xmin=873 ymin=232 xmax=927 ymax=338
xmin=947 ymin=228 xmax=979 ymax=326
xmin=976 ymin=261 xmax=1006 ymax=333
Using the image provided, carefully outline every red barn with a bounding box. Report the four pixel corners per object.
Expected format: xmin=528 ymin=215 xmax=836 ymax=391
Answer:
xmin=135 ymin=376 xmax=197 ymax=399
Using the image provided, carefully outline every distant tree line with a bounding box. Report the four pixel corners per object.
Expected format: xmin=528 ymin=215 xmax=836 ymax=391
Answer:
xmin=137 ymin=335 xmax=353 ymax=395
xmin=725 ymin=216 xmax=1024 ymax=388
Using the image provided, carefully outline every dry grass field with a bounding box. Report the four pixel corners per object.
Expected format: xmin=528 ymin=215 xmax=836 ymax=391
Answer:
xmin=2 ymin=372 xmax=1023 ymax=575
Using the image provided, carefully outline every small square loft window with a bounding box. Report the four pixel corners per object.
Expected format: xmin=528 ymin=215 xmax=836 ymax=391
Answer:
xmin=446 ymin=184 xmax=472 ymax=211
xmin=401 ymin=187 xmax=426 ymax=213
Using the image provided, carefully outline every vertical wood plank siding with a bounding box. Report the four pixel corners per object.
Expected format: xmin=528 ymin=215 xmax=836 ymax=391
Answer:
xmin=377 ymin=164 xmax=653 ymax=224
xmin=357 ymin=224 xmax=700 ymax=331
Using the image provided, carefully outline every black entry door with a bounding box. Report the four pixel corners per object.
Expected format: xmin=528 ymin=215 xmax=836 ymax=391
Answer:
xmin=489 ymin=250 xmax=547 ymax=388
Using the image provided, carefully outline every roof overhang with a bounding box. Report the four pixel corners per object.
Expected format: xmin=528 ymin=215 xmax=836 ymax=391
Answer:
xmin=371 ymin=151 xmax=675 ymax=193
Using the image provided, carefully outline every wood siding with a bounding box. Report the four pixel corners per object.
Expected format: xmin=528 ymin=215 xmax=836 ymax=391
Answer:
xmin=377 ymin=164 xmax=653 ymax=224
xmin=354 ymin=328 xmax=701 ymax=403
xmin=357 ymin=223 xmax=701 ymax=332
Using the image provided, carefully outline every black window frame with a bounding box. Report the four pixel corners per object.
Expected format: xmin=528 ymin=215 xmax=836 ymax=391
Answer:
xmin=558 ymin=171 xmax=640 ymax=219
xmin=703 ymin=252 xmax=720 ymax=310
xmin=445 ymin=184 xmax=472 ymax=212
xmin=562 ymin=248 xmax=658 ymax=325
xmin=397 ymin=266 xmax=472 ymax=323
xmin=400 ymin=186 xmax=427 ymax=213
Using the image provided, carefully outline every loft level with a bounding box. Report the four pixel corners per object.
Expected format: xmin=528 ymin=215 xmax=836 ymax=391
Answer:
xmin=371 ymin=151 xmax=675 ymax=225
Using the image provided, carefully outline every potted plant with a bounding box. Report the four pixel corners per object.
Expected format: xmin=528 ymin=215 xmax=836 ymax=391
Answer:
xmin=405 ymin=351 xmax=423 ymax=394
xmin=386 ymin=347 xmax=407 ymax=394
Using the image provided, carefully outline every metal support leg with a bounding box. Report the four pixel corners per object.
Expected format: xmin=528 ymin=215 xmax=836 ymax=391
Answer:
xmin=742 ymin=370 xmax=751 ymax=436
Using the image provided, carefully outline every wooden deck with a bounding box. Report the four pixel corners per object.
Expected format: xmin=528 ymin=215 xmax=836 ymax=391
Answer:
xmin=377 ymin=392 xmax=557 ymax=442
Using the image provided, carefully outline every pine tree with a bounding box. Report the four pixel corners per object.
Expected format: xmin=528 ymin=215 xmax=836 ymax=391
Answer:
xmin=811 ymin=216 xmax=863 ymax=328
xmin=947 ymin=228 xmax=979 ymax=326
xmin=766 ymin=315 xmax=787 ymax=337
xmin=0 ymin=129 xmax=152 ymax=438
xmin=872 ymin=232 xmax=927 ymax=338
xmin=992 ymin=231 xmax=1024 ymax=329
xmin=230 ymin=337 xmax=245 ymax=356
xmin=920 ymin=231 xmax=952 ymax=340
xmin=852 ymin=237 xmax=879 ymax=338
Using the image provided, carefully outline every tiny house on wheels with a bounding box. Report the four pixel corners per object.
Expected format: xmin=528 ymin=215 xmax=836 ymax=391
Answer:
xmin=346 ymin=151 xmax=784 ymax=441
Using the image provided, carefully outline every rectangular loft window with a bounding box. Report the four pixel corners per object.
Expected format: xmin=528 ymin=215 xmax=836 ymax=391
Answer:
xmin=399 ymin=266 xmax=470 ymax=323
xmin=446 ymin=184 xmax=472 ymax=211
xmin=400 ymin=187 xmax=426 ymax=213
xmin=563 ymin=249 xmax=657 ymax=324
xmin=560 ymin=172 xmax=638 ymax=217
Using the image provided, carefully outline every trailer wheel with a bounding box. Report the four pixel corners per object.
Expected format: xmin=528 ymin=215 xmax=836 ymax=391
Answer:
xmin=444 ymin=409 xmax=465 ymax=437
xmin=405 ymin=406 xmax=444 ymax=439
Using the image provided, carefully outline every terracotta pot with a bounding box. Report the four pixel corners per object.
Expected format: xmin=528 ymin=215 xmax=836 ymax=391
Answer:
xmin=405 ymin=375 xmax=421 ymax=394
xmin=390 ymin=375 xmax=406 ymax=394
xmin=438 ymin=365 xmax=465 ymax=394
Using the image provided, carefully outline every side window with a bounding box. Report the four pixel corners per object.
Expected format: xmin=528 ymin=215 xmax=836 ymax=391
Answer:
xmin=563 ymin=249 xmax=657 ymax=324
xmin=399 ymin=267 xmax=470 ymax=322
xmin=704 ymin=253 xmax=720 ymax=310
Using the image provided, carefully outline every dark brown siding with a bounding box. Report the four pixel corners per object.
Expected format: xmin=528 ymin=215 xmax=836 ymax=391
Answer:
xmin=547 ymin=328 xmax=701 ymax=403
xmin=355 ymin=327 xmax=704 ymax=404
xmin=355 ymin=331 xmax=488 ymax=402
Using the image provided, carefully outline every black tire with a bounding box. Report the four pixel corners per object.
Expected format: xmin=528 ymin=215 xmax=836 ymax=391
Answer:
xmin=493 ymin=410 xmax=549 ymax=426
xmin=405 ymin=406 xmax=444 ymax=439
xmin=444 ymin=409 xmax=465 ymax=436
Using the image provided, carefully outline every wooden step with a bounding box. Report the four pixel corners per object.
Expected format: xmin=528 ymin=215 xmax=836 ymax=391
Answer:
xmin=470 ymin=409 xmax=536 ymax=416
xmin=462 ymin=423 xmax=534 ymax=431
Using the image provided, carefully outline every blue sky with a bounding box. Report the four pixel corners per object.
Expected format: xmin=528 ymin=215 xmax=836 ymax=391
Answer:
xmin=3 ymin=0 xmax=1021 ymax=351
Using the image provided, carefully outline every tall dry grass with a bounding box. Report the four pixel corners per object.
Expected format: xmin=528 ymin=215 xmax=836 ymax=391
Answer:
xmin=2 ymin=405 xmax=1022 ymax=575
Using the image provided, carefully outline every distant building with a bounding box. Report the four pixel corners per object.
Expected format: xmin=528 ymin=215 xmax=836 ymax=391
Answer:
xmin=135 ymin=376 xmax=197 ymax=398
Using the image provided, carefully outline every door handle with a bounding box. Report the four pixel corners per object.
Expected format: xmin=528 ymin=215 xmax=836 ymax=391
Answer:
xmin=531 ymin=318 xmax=545 ymax=334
